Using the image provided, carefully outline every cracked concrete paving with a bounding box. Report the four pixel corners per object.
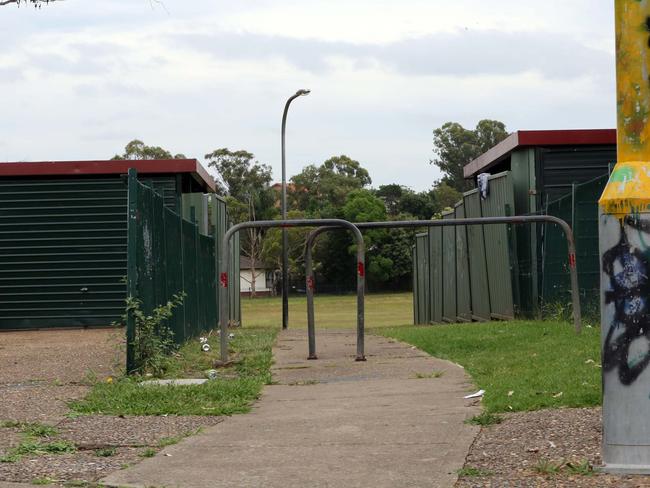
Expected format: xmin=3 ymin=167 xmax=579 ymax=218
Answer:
xmin=102 ymin=329 xmax=480 ymax=488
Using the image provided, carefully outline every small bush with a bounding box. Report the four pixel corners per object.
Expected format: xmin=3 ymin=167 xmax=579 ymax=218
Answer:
xmin=119 ymin=293 xmax=185 ymax=376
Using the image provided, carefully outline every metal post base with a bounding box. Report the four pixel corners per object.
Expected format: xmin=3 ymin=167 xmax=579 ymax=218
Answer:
xmin=599 ymin=464 xmax=650 ymax=475
xmin=308 ymin=355 xmax=318 ymax=360
xmin=355 ymin=356 xmax=366 ymax=362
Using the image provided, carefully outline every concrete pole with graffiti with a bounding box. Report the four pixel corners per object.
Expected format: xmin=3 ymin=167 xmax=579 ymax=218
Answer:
xmin=599 ymin=0 xmax=650 ymax=473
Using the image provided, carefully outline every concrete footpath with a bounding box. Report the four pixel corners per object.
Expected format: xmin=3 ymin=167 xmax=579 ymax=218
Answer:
xmin=102 ymin=329 xmax=480 ymax=488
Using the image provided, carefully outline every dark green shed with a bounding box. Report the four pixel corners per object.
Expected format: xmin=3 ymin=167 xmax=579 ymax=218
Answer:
xmin=463 ymin=129 xmax=617 ymax=315
xmin=0 ymin=159 xmax=218 ymax=330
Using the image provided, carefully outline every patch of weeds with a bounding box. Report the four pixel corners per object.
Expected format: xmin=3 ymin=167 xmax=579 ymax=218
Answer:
xmin=71 ymin=328 xmax=276 ymax=416
xmin=83 ymin=369 xmax=99 ymax=386
xmin=2 ymin=439 xmax=76 ymax=462
xmin=0 ymin=420 xmax=22 ymax=428
xmin=94 ymin=447 xmax=117 ymax=457
xmin=534 ymin=458 xmax=564 ymax=475
xmin=413 ymin=370 xmax=444 ymax=379
xmin=22 ymin=422 xmax=58 ymax=438
xmin=158 ymin=436 xmax=182 ymax=448
xmin=63 ymin=481 xmax=93 ymax=487
xmin=565 ymin=459 xmax=594 ymax=476
xmin=140 ymin=447 xmax=157 ymax=458
xmin=466 ymin=412 xmax=503 ymax=426
xmin=457 ymin=466 xmax=492 ymax=477
xmin=31 ymin=478 xmax=57 ymax=485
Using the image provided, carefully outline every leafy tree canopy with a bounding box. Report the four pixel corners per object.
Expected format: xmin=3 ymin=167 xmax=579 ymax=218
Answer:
xmin=205 ymin=148 xmax=273 ymax=203
xmin=112 ymin=139 xmax=186 ymax=161
xmin=431 ymin=120 xmax=508 ymax=191
xmin=290 ymin=155 xmax=371 ymax=216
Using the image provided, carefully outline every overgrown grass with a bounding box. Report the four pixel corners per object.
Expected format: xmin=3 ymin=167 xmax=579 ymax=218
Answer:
xmin=380 ymin=321 xmax=601 ymax=413
xmin=69 ymin=328 xmax=276 ymax=416
xmin=242 ymin=292 xmax=413 ymax=328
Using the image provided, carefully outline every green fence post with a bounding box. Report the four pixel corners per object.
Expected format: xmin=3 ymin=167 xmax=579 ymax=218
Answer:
xmin=126 ymin=168 xmax=138 ymax=374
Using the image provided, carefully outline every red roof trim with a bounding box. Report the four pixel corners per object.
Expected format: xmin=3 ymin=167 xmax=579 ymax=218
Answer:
xmin=0 ymin=159 xmax=217 ymax=192
xmin=463 ymin=129 xmax=617 ymax=179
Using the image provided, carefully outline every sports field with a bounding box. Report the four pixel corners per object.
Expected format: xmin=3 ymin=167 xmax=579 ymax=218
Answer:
xmin=241 ymin=292 xmax=413 ymax=328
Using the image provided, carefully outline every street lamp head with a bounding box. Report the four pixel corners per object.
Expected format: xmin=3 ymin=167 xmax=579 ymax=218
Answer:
xmin=296 ymin=89 xmax=311 ymax=96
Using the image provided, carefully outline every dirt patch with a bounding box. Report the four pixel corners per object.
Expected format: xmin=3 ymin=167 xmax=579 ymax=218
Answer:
xmin=0 ymin=329 xmax=223 ymax=487
xmin=456 ymin=407 xmax=650 ymax=487
xmin=0 ymin=328 xmax=123 ymax=385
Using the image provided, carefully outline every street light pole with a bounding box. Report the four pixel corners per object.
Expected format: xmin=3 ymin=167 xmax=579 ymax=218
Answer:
xmin=281 ymin=88 xmax=310 ymax=330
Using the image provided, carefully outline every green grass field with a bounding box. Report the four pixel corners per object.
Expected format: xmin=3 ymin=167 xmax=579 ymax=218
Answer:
xmin=380 ymin=321 xmax=602 ymax=413
xmin=241 ymin=292 xmax=413 ymax=328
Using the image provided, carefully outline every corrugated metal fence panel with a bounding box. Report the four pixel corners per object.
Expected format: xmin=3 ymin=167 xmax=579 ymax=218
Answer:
xmin=428 ymin=225 xmax=443 ymax=323
xmin=480 ymin=172 xmax=516 ymax=320
xmin=454 ymin=202 xmax=472 ymax=321
xmin=441 ymin=211 xmax=457 ymax=322
xmin=0 ymin=177 xmax=128 ymax=329
xmin=463 ymin=190 xmax=491 ymax=321
xmin=414 ymin=233 xmax=430 ymax=324
xmin=412 ymin=246 xmax=419 ymax=324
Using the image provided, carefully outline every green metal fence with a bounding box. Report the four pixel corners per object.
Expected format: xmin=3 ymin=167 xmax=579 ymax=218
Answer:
xmin=125 ymin=169 xmax=239 ymax=372
xmin=413 ymin=233 xmax=430 ymax=324
xmin=542 ymin=173 xmax=608 ymax=311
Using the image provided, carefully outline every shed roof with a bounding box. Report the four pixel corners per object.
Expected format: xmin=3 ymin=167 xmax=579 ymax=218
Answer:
xmin=463 ymin=129 xmax=616 ymax=179
xmin=0 ymin=159 xmax=217 ymax=193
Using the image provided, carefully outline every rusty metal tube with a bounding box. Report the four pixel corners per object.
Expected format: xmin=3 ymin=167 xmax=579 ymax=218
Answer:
xmin=219 ymin=218 xmax=365 ymax=363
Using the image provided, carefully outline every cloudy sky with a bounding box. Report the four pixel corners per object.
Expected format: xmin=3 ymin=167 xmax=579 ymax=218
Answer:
xmin=0 ymin=0 xmax=615 ymax=191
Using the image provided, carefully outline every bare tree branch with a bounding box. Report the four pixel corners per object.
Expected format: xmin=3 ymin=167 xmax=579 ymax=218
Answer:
xmin=1 ymin=0 xmax=62 ymax=6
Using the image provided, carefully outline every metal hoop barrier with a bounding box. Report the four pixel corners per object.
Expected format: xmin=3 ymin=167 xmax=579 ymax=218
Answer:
xmin=304 ymin=215 xmax=581 ymax=360
xmin=219 ymin=218 xmax=365 ymax=363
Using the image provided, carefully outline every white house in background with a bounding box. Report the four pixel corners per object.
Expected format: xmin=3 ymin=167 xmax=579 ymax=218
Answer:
xmin=239 ymin=256 xmax=273 ymax=297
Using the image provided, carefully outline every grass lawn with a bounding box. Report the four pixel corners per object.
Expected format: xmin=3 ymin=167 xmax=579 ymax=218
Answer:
xmin=242 ymin=292 xmax=413 ymax=328
xmin=380 ymin=321 xmax=602 ymax=414
xmin=70 ymin=328 xmax=276 ymax=416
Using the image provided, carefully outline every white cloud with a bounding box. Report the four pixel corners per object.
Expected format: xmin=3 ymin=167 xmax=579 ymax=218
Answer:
xmin=0 ymin=0 xmax=616 ymax=190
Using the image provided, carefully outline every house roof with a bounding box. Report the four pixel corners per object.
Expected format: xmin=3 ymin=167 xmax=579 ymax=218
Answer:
xmin=463 ymin=129 xmax=616 ymax=179
xmin=240 ymin=256 xmax=266 ymax=270
xmin=0 ymin=159 xmax=217 ymax=193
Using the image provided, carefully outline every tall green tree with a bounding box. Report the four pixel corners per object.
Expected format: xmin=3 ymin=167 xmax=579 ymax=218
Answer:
xmin=112 ymin=139 xmax=186 ymax=161
xmin=205 ymin=148 xmax=277 ymax=296
xmin=290 ymin=155 xmax=371 ymax=216
xmin=375 ymin=184 xmax=404 ymax=217
xmin=431 ymin=120 xmax=508 ymax=191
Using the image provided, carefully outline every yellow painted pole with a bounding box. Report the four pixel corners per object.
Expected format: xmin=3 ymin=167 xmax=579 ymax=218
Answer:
xmin=599 ymin=0 xmax=650 ymax=473
xmin=601 ymin=0 xmax=650 ymax=214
